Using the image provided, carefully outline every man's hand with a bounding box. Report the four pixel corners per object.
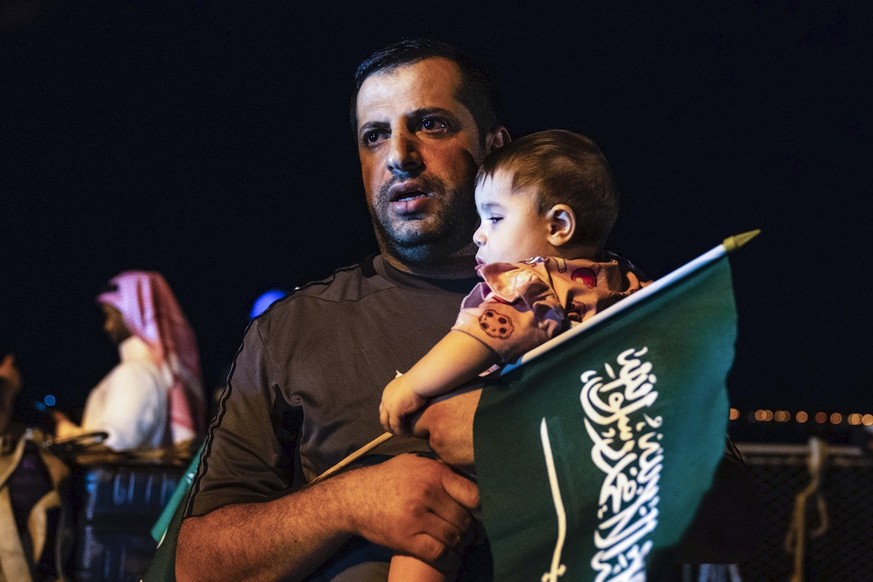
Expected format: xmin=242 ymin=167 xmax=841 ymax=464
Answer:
xmin=178 ymin=452 xmax=482 ymax=580
xmin=347 ymin=454 xmax=479 ymax=570
xmin=412 ymin=388 xmax=482 ymax=471
xmin=51 ymin=410 xmax=83 ymax=439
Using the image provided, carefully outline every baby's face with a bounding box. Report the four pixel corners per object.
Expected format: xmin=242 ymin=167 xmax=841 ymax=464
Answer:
xmin=473 ymin=170 xmax=557 ymax=265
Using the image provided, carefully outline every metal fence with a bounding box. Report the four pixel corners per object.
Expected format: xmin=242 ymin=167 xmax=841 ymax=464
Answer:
xmin=734 ymin=441 xmax=873 ymax=582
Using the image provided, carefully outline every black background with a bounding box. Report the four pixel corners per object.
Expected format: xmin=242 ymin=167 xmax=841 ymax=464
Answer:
xmin=2 ymin=2 xmax=870 ymax=435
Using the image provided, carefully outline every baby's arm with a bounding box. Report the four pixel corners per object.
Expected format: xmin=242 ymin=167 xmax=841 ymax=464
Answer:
xmin=379 ymin=331 xmax=499 ymax=435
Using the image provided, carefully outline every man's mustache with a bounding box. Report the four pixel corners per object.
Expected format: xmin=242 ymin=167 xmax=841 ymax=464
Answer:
xmin=378 ymin=175 xmax=446 ymax=200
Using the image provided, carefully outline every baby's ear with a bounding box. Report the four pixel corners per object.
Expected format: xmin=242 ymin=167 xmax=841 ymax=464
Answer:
xmin=546 ymin=204 xmax=576 ymax=246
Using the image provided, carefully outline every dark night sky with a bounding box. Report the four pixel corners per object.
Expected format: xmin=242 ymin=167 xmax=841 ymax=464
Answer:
xmin=2 ymin=3 xmax=870 ymax=431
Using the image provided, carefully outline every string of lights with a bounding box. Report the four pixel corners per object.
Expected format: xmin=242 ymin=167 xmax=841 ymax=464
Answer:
xmin=730 ymin=408 xmax=873 ymax=427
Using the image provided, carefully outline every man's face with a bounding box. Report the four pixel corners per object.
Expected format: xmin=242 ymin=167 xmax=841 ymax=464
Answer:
xmin=101 ymin=303 xmax=131 ymax=345
xmin=355 ymin=58 xmax=488 ymax=267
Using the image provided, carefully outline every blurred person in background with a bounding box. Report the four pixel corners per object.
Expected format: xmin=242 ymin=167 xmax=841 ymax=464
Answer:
xmin=0 ymin=354 xmax=22 ymax=440
xmin=53 ymin=271 xmax=205 ymax=451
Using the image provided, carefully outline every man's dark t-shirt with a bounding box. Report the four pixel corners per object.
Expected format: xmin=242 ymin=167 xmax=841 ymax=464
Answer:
xmin=185 ymin=254 xmax=487 ymax=579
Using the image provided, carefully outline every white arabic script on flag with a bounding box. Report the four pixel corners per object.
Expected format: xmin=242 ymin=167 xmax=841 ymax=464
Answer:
xmin=580 ymin=347 xmax=664 ymax=582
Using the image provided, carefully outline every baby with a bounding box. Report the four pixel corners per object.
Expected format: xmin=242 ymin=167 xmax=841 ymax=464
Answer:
xmin=379 ymin=129 xmax=648 ymax=581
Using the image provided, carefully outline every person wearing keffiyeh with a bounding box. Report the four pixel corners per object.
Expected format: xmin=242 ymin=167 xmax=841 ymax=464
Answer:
xmin=53 ymin=271 xmax=205 ymax=451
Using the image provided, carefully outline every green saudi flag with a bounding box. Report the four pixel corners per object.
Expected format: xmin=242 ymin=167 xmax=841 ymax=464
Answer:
xmin=474 ymin=233 xmax=754 ymax=581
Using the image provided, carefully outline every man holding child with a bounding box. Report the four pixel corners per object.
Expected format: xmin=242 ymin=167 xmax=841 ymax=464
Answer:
xmin=177 ymin=39 xmax=753 ymax=581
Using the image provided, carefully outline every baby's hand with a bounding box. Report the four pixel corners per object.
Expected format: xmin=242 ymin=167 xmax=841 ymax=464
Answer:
xmin=379 ymin=376 xmax=426 ymax=435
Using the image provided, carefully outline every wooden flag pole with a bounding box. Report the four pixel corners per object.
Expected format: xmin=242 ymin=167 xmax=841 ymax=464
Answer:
xmin=309 ymin=431 xmax=394 ymax=485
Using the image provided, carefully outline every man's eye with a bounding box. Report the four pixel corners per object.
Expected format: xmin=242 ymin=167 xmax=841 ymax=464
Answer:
xmin=362 ymin=130 xmax=388 ymax=146
xmin=420 ymin=118 xmax=448 ymax=133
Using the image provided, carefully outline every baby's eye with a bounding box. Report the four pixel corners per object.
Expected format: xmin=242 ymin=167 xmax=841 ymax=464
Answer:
xmin=487 ymin=216 xmax=503 ymax=224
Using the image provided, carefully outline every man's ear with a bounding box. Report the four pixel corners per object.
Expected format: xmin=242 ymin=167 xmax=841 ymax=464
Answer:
xmin=546 ymin=204 xmax=576 ymax=247
xmin=485 ymin=126 xmax=511 ymax=154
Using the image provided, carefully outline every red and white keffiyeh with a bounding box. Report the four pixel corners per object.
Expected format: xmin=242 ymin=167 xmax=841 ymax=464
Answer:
xmin=97 ymin=271 xmax=205 ymax=445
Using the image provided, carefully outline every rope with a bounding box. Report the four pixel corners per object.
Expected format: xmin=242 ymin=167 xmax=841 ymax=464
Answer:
xmin=783 ymin=436 xmax=830 ymax=582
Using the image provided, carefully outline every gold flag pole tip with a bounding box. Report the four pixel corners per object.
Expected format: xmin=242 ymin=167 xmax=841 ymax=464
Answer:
xmin=723 ymin=229 xmax=761 ymax=253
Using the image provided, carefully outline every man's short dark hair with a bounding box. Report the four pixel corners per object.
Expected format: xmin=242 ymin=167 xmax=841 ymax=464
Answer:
xmin=477 ymin=130 xmax=620 ymax=250
xmin=350 ymin=38 xmax=503 ymax=143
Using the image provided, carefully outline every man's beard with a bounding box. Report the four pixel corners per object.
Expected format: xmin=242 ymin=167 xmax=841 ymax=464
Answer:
xmin=369 ymin=174 xmax=479 ymax=267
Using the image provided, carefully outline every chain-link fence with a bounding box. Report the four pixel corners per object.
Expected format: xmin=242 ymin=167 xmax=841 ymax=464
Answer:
xmin=735 ymin=442 xmax=873 ymax=581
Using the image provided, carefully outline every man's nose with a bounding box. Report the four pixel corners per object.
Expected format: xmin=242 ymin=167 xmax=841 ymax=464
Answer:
xmin=386 ymin=130 xmax=422 ymax=177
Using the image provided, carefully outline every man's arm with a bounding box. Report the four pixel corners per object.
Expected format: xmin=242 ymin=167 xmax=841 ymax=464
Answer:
xmin=176 ymin=453 xmax=479 ymax=581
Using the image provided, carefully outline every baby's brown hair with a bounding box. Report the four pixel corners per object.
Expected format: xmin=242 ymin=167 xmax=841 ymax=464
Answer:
xmin=477 ymin=130 xmax=620 ymax=251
